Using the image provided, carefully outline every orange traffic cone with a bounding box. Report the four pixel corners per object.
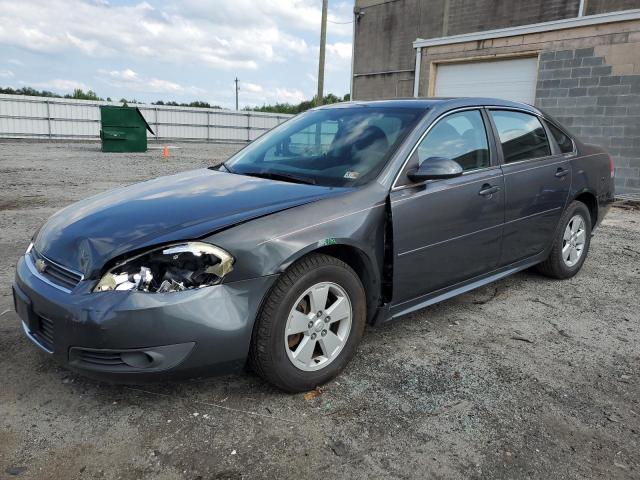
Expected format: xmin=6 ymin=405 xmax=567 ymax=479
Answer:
xmin=162 ymin=145 xmax=169 ymax=158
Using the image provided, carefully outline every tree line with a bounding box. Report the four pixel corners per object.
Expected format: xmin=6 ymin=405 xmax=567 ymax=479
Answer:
xmin=0 ymin=86 xmax=106 ymax=101
xmin=0 ymin=86 xmax=222 ymax=109
xmin=248 ymin=93 xmax=350 ymax=114
xmin=0 ymin=86 xmax=350 ymax=113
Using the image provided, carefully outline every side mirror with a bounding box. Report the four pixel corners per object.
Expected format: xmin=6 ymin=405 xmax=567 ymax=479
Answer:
xmin=407 ymin=157 xmax=463 ymax=182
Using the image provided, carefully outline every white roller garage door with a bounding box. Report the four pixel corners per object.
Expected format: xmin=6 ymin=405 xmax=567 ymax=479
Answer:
xmin=434 ymin=57 xmax=538 ymax=104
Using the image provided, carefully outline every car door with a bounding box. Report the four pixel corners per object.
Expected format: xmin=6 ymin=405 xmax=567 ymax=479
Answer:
xmin=390 ymin=108 xmax=505 ymax=304
xmin=487 ymin=109 xmax=571 ymax=266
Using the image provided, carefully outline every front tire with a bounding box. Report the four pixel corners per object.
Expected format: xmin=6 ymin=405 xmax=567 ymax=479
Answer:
xmin=249 ymin=254 xmax=366 ymax=393
xmin=537 ymin=200 xmax=592 ymax=279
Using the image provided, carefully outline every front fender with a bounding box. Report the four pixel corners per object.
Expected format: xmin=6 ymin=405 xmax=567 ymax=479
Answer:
xmin=205 ymin=185 xmax=388 ymax=283
xmin=272 ymin=237 xmax=376 ymax=273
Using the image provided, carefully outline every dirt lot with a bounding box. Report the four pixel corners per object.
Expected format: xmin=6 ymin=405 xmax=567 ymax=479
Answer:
xmin=0 ymin=141 xmax=638 ymax=480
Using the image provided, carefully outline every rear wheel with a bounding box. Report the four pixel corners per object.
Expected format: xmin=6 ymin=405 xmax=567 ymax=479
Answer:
xmin=249 ymin=254 xmax=366 ymax=392
xmin=537 ymin=200 xmax=592 ymax=279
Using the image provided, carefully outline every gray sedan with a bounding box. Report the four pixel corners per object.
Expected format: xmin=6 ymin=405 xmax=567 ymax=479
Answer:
xmin=13 ymin=98 xmax=614 ymax=392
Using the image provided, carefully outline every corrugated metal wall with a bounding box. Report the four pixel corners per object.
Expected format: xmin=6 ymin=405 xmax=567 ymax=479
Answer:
xmin=0 ymin=94 xmax=292 ymax=142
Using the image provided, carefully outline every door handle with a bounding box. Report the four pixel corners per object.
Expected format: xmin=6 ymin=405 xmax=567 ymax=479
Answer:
xmin=478 ymin=184 xmax=501 ymax=196
xmin=555 ymin=168 xmax=570 ymax=178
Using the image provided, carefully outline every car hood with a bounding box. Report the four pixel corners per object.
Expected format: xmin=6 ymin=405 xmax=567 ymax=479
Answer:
xmin=34 ymin=168 xmax=345 ymax=277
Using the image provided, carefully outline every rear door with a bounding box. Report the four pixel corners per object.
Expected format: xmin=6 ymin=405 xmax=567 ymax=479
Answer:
xmin=390 ymin=108 xmax=504 ymax=304
xmin=487 ymin=109 xmax=571 ymax=266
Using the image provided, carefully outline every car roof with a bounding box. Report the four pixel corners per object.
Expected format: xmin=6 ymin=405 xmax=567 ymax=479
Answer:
xmin=319 ymin=97 xmax=542 ymax=115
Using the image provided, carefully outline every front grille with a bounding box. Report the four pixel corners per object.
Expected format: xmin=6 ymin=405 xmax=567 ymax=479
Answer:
xmin=33 ymin=316 xmax=54 ymax=351
xmin=76 ymin=350 xmax=126 ymax=367
xmin=30 ymin=249 xmax=83 ymax=291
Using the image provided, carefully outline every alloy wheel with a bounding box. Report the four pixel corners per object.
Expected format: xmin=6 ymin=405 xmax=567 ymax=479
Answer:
xmin=562 ymin=214 xmax=586 ymax=267
xmin=284 ymin=282 xmax=352 ymax=372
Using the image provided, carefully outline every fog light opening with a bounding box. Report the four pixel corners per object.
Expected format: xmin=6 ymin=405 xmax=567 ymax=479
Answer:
xmin=120 ymin=351 xmax=155 ymax=368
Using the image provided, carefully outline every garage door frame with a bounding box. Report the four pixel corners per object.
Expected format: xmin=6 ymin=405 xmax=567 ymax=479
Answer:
xmin=427 ymin=51 xmax=541 ymax=99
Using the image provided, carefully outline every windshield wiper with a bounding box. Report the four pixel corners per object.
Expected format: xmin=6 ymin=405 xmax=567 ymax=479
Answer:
xmin=210 ymin=162 xmax=232 ymax=172
xmin=240 ymin=170 xmax=316 ymax=185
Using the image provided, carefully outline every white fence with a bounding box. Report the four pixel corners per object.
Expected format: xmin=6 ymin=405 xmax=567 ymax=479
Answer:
xmin=0 ymin=94 xmax=292 ymax=143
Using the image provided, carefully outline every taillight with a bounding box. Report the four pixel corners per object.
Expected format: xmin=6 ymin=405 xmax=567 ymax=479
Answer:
xmin=609 ymin=155 xmax=615 ymax=178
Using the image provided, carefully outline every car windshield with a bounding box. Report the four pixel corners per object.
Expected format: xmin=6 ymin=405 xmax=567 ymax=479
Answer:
xmin=224 ymin=106 xmax=425 ymax=187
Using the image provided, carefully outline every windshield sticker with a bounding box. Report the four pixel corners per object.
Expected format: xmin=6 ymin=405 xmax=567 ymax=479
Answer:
xmin=344 ymin=170 xmax=359 ymax=179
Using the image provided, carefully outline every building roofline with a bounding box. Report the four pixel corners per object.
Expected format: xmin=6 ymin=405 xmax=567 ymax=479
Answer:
xmin=412 ymin=8 xmax=640 ymax=49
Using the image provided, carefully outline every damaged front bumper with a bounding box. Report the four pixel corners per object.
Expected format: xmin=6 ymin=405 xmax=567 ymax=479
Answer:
xmin=13 ymin=254 xmax=278 ymax=382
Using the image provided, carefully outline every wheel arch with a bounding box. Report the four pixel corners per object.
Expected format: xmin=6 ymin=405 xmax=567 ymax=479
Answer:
xmin=573 ymin=189 xmax=598 ymax=227
xmin=278 ymin=241 xmax=382 ymax=323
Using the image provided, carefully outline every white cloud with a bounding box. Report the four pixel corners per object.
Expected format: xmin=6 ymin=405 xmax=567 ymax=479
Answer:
xmin=105 ymin=69 xmax=139 ymax=82
xmin=325 ymin=41 xmax=352 ymax=74
xmin=252 ymin=86 xmax=306 ymax=105
xmin=0 ymin=0 xmax=353 ymax=103
xmin=177 ymin=0 xmax=353 ymax=36
xmin=98 ymin=68 xmax=204 ymax=95
xmin=327 ymin=42 xmax=352 ymax=60
xmin=28 ymin=78 xmax=91 ymax=91
xmin=273 ymin=87 xmax=306 ymax=104
xmin=0 ymin=0 xmax=348 ymax=70
xmin=147 ymin=78 xmax=185 ymax=94
xmin=243 ymin=82 xmax=263 ymax=93
xmin=0 ymin=69 xmax=14 ymax=79
xmin=225 ymin=81 xmax=307 ymax=107
xmin=8 ymin=59 xmax=24 ymax=66
xmin=65 ymin=32 xmax=107 ymax=56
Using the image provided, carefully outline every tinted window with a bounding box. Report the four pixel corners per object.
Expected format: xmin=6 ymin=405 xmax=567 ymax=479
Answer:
xmin=547 ymin=122 xmax=574 ymax=154
xmin=226 ymin=107 xmax=423 ymax=187
xmin=490 ymin=110 xmax=551 ymax=163
xmin=416 ymin=110 xmax=490 ymax=172
xmin=264 ymin=121 xmax=339 ymax=161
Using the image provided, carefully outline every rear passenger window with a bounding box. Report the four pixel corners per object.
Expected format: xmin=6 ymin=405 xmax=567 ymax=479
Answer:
xmin=490 ymin=110 xmax=551 ymax=163
xmin=547 ymin=122 xmax=574 ymax=154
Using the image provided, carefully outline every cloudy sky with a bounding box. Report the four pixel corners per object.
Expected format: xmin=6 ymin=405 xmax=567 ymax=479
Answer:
xmin=0 ymin=0 xmax=353 ymax=108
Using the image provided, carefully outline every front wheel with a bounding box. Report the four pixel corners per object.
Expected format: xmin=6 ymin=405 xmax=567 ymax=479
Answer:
xmin=249 ymin=254 xmax=366 ymax=392
xmin=537 ymin=200 xmax=592 ymax=279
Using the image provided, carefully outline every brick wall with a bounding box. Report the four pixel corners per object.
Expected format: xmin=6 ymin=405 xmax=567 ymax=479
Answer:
xmin=446 ymin=0 xmax=579 ymax=36
xmin=353 ymin=1 xmax=640 ymax=100
xmin=537 ymin=45 xmax=640 ymax=193
xmin=353 ymin=0 xmax=447 ymax=100
xmin=353 ymin=0 xmax=424 ymax=74
xmin=588 ymin=0 xmax=640 ymax=15
xmin=352 ymin=72 xmax=415 ymax=99
xmin=352 ymin=1 xmax=640 ymax=193
xmin=413 ymin=20 xmax=640 ymax=194
xmin=353 ymin=0 xmax=584 ymax=99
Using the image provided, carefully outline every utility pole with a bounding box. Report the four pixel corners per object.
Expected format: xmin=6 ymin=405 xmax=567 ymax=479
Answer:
xmin=234 ymin=77 xmax=239 ymax=110
xmin=316 ymin=0 xmax=328 ymax=106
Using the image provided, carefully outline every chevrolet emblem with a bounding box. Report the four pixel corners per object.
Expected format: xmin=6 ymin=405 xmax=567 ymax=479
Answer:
xmin=35 ymin=258 xmax=47 ymax=273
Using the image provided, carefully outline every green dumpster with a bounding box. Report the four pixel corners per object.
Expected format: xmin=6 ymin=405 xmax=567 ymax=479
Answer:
xmin=99 ymin=106 xmax=155 ymax=152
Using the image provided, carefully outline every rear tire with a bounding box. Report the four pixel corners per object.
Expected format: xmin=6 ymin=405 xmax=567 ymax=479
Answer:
xmin=537 ymin=200 xmax=592 ymax=279
xmin=249 ymin=253 xmax=366 ymax=393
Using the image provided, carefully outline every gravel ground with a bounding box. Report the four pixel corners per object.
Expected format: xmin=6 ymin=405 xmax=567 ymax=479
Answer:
xmin=0 ymin=141 xmax=638 ymax=480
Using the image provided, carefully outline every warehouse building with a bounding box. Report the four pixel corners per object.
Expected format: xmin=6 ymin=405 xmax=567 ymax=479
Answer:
xmin=351 ymin=0 xmax=640 ymax=194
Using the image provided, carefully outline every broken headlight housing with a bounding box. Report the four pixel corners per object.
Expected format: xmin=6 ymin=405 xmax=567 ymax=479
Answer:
xmin=93 ymin=242 xmax=234 ymax=293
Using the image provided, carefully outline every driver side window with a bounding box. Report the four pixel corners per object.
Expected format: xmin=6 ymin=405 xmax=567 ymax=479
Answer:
xmin=416 ymin=110 xmax=490 ymax=172
xmin=263 ymin=120 xmax=339 ymax=162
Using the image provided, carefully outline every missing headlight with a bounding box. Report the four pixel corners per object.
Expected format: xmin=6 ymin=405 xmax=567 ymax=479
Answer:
xmin=94 ymin=242 xmax=234 ymax=293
